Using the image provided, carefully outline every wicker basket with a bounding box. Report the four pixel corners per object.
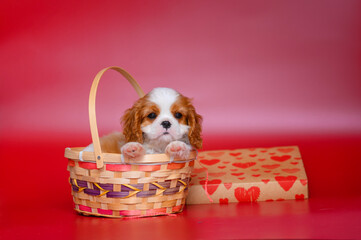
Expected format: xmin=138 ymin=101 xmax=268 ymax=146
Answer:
xmin=64 ymin=66 xmax=197 ymax=218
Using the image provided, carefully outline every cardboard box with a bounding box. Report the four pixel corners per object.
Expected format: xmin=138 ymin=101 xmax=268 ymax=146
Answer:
xmin=187 ymin=146 xmax=308 ymax=204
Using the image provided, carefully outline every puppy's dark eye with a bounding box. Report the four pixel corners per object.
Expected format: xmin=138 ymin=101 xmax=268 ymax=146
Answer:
xmin=174 ymin=112 xmax=183 ymax=119
xmin=147 ymin=113 xmax=157 ymax=119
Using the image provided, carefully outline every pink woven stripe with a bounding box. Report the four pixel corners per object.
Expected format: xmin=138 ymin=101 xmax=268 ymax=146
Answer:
xmin=79 ymin=204 xmax=92 ymax=212
xmin=138 ymin=165 xmax=161 ymax=172
xmin=118 ymin=209 xmax=142 ymax=216
xmin=167 ymin=162 xmax=185 ymax=170
xmin=146 ymin=208 xmax=167 ymax=216
xmin=106 ymin=164 xmax=132 ymax=172
xmin=78 ymin=162 xmax=97 ymax=169
xmin=97 ymin=208 xmax=113 ymax=215
xmin=172 ymin=205 xmax=183 ymax=212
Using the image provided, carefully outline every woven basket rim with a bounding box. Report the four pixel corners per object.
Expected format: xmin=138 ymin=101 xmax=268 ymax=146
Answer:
xmin=65 ymin=147 xmax=197 ymax=165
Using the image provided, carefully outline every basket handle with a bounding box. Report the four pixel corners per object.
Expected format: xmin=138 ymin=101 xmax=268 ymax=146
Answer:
xmin=89 ymin=66 xmax=145 ymax=168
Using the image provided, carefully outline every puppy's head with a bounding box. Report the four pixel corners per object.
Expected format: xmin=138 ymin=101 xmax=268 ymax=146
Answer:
xmin=121 ymin=88 xmax=202 ymax=149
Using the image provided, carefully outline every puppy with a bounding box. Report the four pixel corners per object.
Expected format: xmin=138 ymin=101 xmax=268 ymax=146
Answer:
xmin=84 ymin=88 xmax=202 ymax=160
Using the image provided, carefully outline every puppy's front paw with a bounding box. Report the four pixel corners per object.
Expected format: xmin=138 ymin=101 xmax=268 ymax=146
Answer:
xmin=165 ymin=141 xmax=191 ymax=159
xmin=121 ymin=142 xmax=145 ymax=159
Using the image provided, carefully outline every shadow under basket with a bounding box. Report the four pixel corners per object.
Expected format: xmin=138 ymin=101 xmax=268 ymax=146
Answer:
xmin=64 ymin=66 xmax=197 ymax=218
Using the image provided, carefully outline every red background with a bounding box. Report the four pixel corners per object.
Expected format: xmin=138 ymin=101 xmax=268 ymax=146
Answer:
xmin=1 ymin=0 xmax=361 ymax=239
xmin=1 ymin=0 xmax=361 ymax=136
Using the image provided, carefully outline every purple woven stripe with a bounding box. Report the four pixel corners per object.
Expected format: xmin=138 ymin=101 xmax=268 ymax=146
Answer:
xmin=155 ymin=181 xmax=171 ymax=189
xmin=121 ymin=183 xmax=144 ymax=191
xmin=69 ymin=178 xmax=190 ymax=197
xmin=136 ymin=189 xmax=157 ymax=197
xmin=84 ymin=189 xmax=101 ymax=196
xmin=163 ymin=187 xmax=181 ymax=195
xmin=176 ymin=179 xmax=190 ymax=187
xmin=70 ymin=179 xmax=88 ymax=188
xmin=70 ymin=178 xmax=190 ymax=190
xmin=93 ymin=183 xmax=113 ymax=191
xmin=106 ymin=191 xmax=130 ymax=198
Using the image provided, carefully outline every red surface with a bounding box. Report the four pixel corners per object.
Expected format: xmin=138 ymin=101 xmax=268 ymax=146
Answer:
xmin=1 ymin=134 xmax=361 ymax=239
xmin=1 ymin=0 xmax=361 ymax=239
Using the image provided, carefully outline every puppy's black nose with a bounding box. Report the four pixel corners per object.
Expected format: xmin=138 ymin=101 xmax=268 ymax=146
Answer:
xmin=161 ymin=121 xmax=171 ymax=129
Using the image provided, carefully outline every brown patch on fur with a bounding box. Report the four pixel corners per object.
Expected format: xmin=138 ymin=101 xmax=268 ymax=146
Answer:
xmin=172 ymin=95 xmax=203 ymax=149
xmin=99 ymin=132 xmax=125 ymax=153
xmin=121 ymin=95 xmax=160 ymax=143
xmin=140 ymin=104 xmax=160 ymax=128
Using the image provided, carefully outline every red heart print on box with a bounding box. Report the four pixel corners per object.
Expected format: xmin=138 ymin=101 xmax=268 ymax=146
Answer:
xmin=231 ymin=173 xmax=244 ymax=176
xmin=277 ymin=148 xmax=294 ymax=153
xmin=209 ymin=172 xmax=226 ymax=177
xmin=199 ymin=179 xmax=222 ymax=195
xmin=262 ymin=164 xmax=280 ymax=169
xmin=232 ymin=162 xmax=257 ymax=169
xmin=271 ymin=155 xmax=291 ymax=162
xmin=295 ymin=194 xmax=305 ymax=200
xmin=230 ymin=152 xmax=242 ymax=157
xmin=207 ymin=152 xmax=225 ymax=157
xmin=262 ymin=179 xmax=270 ymax=184
xmin=282 ymin=168 xmax=300 ymax=173
xmin=188 ymin=146 xmax=307 ymax=204
xmin=234 ymin=187 xmax=260 ymax=202
xmin=193 ymin=167 xmax=207 ymax=173
xmin=275 ymin=176 xmax=298 ymax=191
xmin=200 ymin=159 xmax=220 ymax=166
xmin=219 ymin=198 xmax=229 ymax=204
xmin=300 ymin=179 xmax=308 ymax=186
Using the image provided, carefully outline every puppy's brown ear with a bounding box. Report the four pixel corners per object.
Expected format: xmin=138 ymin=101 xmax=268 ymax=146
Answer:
xmin=187 ymin=101 xmax=203 ymax=149
xmin=121 ymin=104 xmax=143 ymax=143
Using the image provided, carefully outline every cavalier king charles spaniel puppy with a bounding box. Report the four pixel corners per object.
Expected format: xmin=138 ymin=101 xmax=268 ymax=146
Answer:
xmin=84 ymin=88 xmax=202 ymax=160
